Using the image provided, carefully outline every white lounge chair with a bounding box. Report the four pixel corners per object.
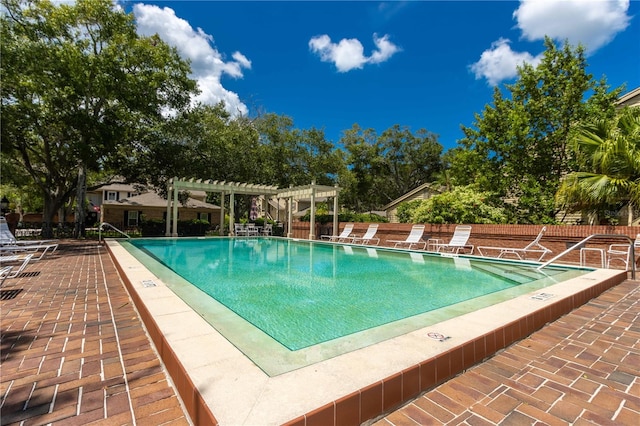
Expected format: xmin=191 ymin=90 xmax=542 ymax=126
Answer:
xmin=321 ymin=223 xmax=355 ymax=242
xmin=477 ymin=226 xmax=551 ymax=261
xmin=0 ymin=253 xmax=34 ymax=278
xmin=351 ymin=224 xmax=380 ymax=246
xmin=1 ymin=266 xmax=13 ymax=286
xmin=0 ymin=243 xmax=58 ymax=260
xmin=262 ymin=223 xmax=273 ymax=236
xmin=388 ymin=225 xmax=427 ymax=250
xmin=0 ymin=217 xmax=58 ymax=247
xmin=432 ymin=225 xmax=474 ymax=254
xmin=606 ymin=234 xmax=640 ymax=269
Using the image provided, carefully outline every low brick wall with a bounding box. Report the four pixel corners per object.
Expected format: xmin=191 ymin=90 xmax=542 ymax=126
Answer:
xmin=291 ymin=222 xmax=640 ymax=266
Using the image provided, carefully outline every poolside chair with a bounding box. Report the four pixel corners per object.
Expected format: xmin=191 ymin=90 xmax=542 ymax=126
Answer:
xmin=246 ymin=223 xmax=259 ymax=236
xmin=234 ymin=223 xmax=248 ymax=236
xmin=321 ymin=223 xmax=355 ymax=242
xmin=432 ymin=225 xmax=474 ymax=254
xmin=606 ymin=234 xmax=640 ymax=270
xmin=0 ymin=253 xmax=34 ymax=278
xmin=0 ymin=241 xmax=59 ymax=260
xmin=262 ymin=223 xmax=273 ymax=236
xmin=0 ymin=266 xmax=13 ymax=286
xmin=477 ymin=226 xmax=551 ymax=261
xmin=0 ymin=217 xmax=58 ymax=246
xmin=351 ymin=224 xmax=380 ymax=246
xmin=388 ymin=225 xmax=427 ymax=250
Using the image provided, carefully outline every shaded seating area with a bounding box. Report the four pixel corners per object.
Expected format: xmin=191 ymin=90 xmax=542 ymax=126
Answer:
xmin=388 ymin=224 xmax=427 ymax=250
xmin=351 ymin=224 xmax=380 ymax=245
xmin=477 ymin=226 xmax=551 ymax=261
xmin=431 ymin=225 xmax=474 ymax=254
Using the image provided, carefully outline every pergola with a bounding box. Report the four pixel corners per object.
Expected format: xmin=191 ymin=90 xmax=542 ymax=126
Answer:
xmin=166 ymin=178 xmax=340 ymax=239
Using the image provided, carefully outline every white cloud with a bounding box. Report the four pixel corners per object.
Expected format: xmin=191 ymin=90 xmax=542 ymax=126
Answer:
xmin=133 ymin=4 xmax=251 ymax=116
xmin=470 ymin=38 xmax=542 ymax=87
xmin=309 ymin=33 xmax=400 ymax=72
xmin=514 ymin=0 xmax=631 ymax=53
xmin=471 ymin=0 xmax=630 ymax=86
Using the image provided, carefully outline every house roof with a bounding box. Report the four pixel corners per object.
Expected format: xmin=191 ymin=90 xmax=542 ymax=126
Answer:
xmin=104 ymin=191 xmax=220 ymax=210
xmin=382 ymin=182 xmax=442 ymax=210
xmin=616 ymin=87 xmax=640 ymax=108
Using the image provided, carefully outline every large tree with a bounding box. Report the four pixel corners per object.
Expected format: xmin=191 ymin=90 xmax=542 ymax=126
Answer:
xmin=340 ymin=124 xmax=443 ymax=211
xmin=454 ymin=38 xmax=620 ymax=223
xmin=1 ymin=0 xmax=196 ymax=237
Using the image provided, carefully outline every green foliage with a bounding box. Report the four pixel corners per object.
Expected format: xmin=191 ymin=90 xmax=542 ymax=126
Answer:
xmin=408 ymin=186 xmax=507 ymax=224
xmin=1 ymin=0 xmax=197 ymax=236
xmin=299 ymin=211 xmax=387 ymax=224
xmin=338 ymin=124 xmax=443 ymax=211
xmin=453 ymin=38 xmax=621 ymax=224
xmin=557 ymin=107 xmax=640 ymax=225
xmin=396 ymin=200 xmax=422 ymax=223
xmin=140 ymin=218 xmax=211 ymax=237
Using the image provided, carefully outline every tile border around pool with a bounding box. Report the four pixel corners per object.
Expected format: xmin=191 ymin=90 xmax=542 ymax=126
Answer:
xmin=105 ymin=239 xmax=627 ymax=426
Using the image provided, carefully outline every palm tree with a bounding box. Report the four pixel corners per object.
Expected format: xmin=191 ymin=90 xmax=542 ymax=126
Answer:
xmin=557 ymin=107 xmax=640 ymax=225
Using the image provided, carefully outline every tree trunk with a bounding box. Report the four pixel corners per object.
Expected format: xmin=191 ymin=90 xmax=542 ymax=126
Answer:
xmin=41 ymin=200 xmax=58 ymax=239
xmin=73 ymin=164 xmax=87 ymax=238
xmin=627 ymin=202 xmax=633 ymax=226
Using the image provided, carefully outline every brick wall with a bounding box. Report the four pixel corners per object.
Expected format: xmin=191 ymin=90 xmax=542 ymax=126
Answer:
xmin=291 ymin=222 xmax=640 ymax=266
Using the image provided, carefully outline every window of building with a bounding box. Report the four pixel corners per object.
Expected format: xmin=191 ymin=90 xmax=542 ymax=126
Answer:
xmin=105 ymin=191 xmax=118 ymax=201
xmin=127 ymin=211 xmax=139 ymax=227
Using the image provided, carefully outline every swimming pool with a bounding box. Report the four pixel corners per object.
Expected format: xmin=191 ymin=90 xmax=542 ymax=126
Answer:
xmin=109 ymin=237 xmax=626 ymax=425
xmin=124 ymin=237 xmax=588 ymax=375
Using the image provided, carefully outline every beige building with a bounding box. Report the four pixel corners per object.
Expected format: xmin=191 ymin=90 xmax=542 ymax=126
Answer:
xmin=615 ymin=86 xmax=640 ymax=108
xmin=383 ymin=183 xmax=441 ymax=223
xmin=88 ymin=184 xmax=220 ymax=230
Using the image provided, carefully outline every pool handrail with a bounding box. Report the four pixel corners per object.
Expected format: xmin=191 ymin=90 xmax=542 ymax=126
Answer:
xmin=537 ymin=234 xmax=635 ymax=279
xmin=99 ymin=222 xmax=131 ymax=242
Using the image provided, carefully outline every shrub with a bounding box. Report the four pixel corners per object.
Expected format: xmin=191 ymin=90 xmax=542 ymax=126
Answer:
xmin=410 ymin=186 xmax=508 ymax=224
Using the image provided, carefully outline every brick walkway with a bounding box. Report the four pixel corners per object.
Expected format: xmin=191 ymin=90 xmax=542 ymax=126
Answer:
xmin=1 ymin=241 xmax=189 ymax=425
xmin=1 ymin=241 xmax=639 ymax=425
xmin=375 ymin=279 xmax=640 ymax=425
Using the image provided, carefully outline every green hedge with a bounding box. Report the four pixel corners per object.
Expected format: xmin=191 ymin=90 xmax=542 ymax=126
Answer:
xmin=140 ymin=219 xmax=211 ymax=237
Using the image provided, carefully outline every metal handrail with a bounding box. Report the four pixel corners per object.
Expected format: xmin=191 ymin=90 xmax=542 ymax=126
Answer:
xmin=99 ymin=222 xmax=131 ymax=242
xmin=537 ymin=234 xmax=636 ymax=279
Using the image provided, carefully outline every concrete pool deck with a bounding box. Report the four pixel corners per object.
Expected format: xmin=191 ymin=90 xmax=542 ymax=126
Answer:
xmin=1 ymin=240 xmax=638 ymax=425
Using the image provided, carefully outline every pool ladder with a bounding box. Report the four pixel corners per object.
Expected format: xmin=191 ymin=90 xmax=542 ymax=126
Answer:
xmin=537 ymin=234 xmax=636 ymax=279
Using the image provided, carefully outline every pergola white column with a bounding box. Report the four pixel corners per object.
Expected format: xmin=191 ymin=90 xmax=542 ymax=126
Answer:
xmin=287 ymin=197 xmax=293 ymax=238
xmin=165 ymin=182 xmax=172 ymax=236
xmin=276 ymin=182 xmax=340 ymax=240
xmin=332 ymin=184 xmax=339 ymax=238
xmin=167 ymin=178 xmax=339 ymax=240
xmin=219 ymin=191 xmax=225 ymax=235
xmin=171 ymin=186 xmax=179 ymax=236
xmin=229 ymin=192 xmax=235 ymax=235
xmin=309 ymin=180 xmax=316 ymax=240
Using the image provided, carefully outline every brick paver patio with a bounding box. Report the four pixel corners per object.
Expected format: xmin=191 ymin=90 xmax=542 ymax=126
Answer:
xmin=1 ymin=241 xmax=189 ymax=425
xmin=1 ymin=240 xmax=638 ymax=425
xmin=375 ymin=278 xmax=640 ymax=425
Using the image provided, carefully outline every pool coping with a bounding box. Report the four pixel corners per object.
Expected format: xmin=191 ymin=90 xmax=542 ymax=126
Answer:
xmin=105 ymin=239 xmax=627 ymax=425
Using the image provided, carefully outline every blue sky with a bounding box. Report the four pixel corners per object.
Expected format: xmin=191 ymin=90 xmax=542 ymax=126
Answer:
xmin=129 ymin=1 xmax=640 ymax=152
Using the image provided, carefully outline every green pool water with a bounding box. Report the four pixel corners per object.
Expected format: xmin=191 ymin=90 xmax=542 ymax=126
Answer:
xmin=129 ymin=237 xmax=587 ymax=352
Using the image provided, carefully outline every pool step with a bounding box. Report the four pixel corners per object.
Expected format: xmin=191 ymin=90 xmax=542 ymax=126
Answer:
xmin=468 ymin=261 xmax=567 ymax=285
